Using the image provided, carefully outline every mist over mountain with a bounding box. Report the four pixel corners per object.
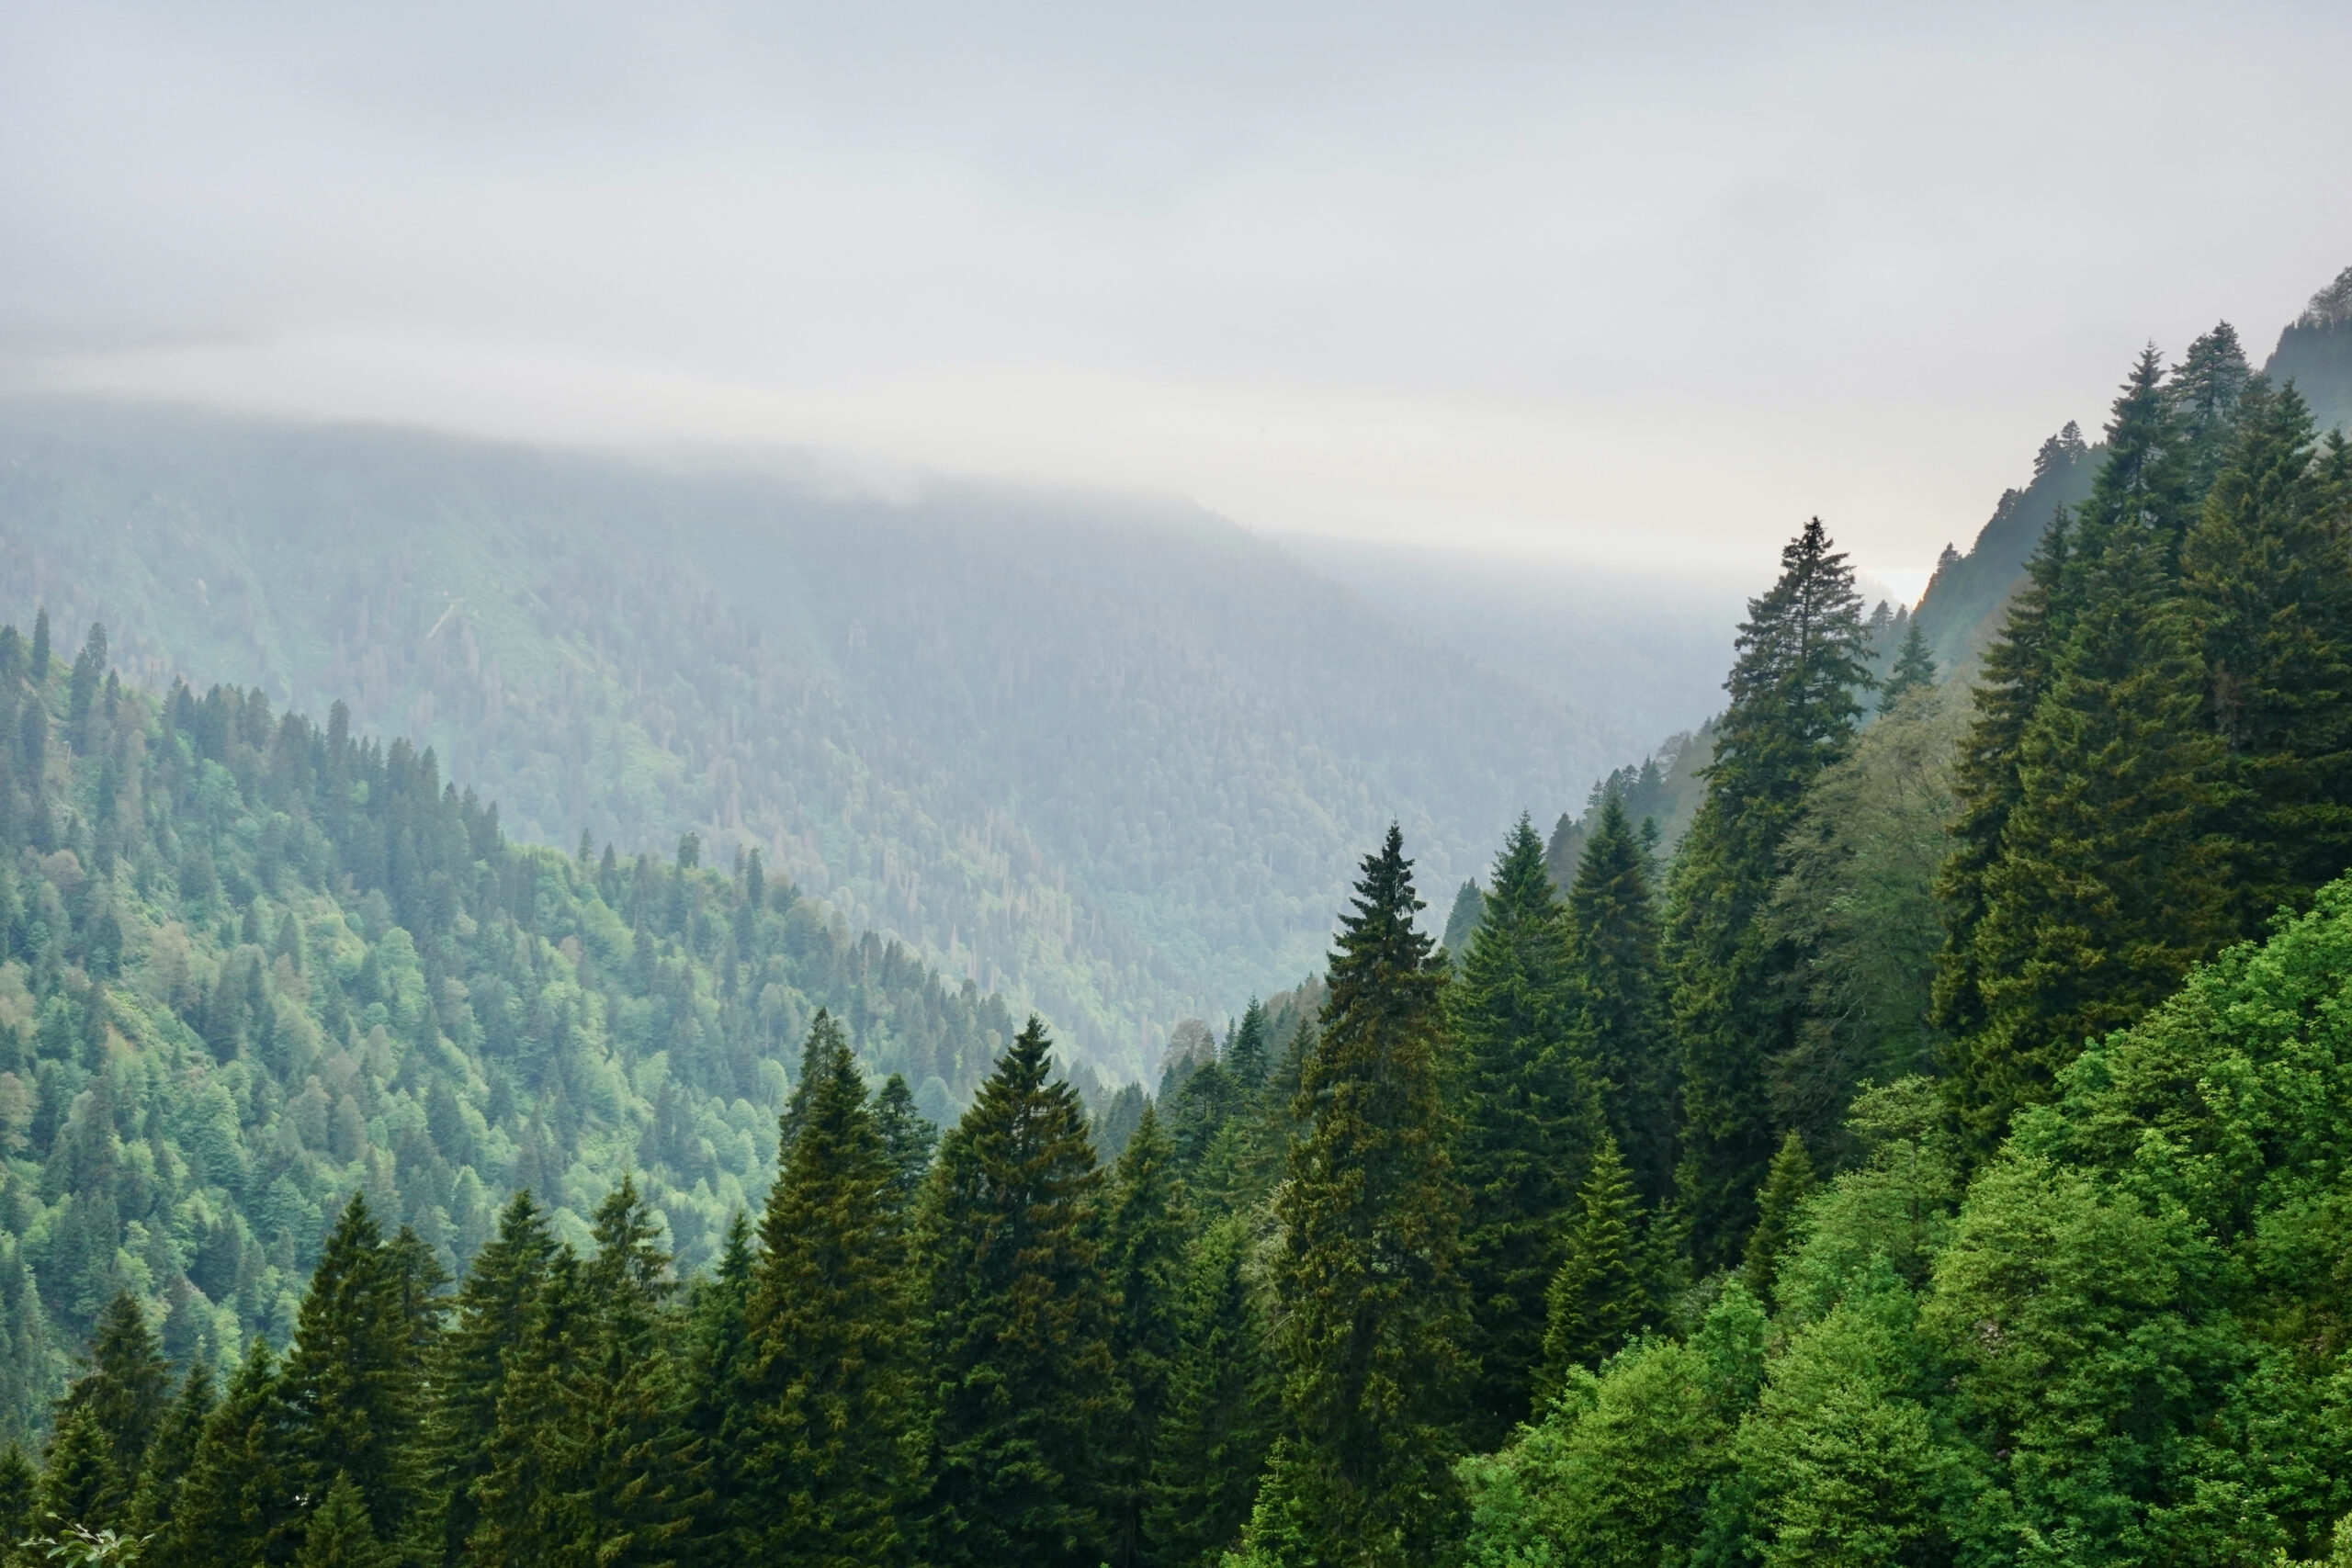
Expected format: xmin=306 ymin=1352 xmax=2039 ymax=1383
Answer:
xmin=0 ymin=400 xmax=1617 ymax=1077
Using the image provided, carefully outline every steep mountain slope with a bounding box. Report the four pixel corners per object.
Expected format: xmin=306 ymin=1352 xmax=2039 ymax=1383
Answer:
xmin=2264 ymin=264 xmax=2352 ymax=435
xmin=0 ymin=625 xmax=1024 ymax=1443
xmin=0 ymin=402 xmax=1608 ymax=1076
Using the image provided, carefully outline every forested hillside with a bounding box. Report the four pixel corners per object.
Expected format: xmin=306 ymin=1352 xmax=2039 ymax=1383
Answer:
xmin=0 ymin=405 xmax=1608 ymax=1077
xmin=0 ymin=619 xmax=1024 ymax=1447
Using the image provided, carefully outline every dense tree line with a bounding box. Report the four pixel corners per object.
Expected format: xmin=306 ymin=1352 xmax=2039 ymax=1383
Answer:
xmin=13 ymin=319 xmax=2352 ymax=1565
xmin=0 ymin=625 xmax=1017 ymax=1444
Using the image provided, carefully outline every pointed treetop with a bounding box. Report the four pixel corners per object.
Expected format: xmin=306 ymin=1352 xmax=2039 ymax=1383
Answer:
xmin=1880 ymin=620 xmax=1938 ymax=708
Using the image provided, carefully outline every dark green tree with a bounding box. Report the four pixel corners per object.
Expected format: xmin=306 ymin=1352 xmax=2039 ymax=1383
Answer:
xmin=35 ymin=1404 xmax=115 ymax=1534
xmin=1105 ymin=1104 xmax=1189 ymax=1568
xmin=54 ymin=1292 xmax=168 ymax=1519
xmin=871 ymin=1074 xmax=938 ymax=1216
xmin=280 ymin=1196 xmax=435 ymax=1546
xmin=1956 ymin=533 xmax=2228 ymax=1147
xmin=1566 ymin=793 xmax=1674 ymax=1203
xmin=1537 ymin=1132 xmax=1648 ymax=1396
xmin=161 ymin=1340 xmax=291 ymax=1568
xmin=422 ymin=1190 xmax=554 ymax=1566
xmin=295 ymin=1472 xmax=392 ymax=1568
xmin=922 ymin=1017 xmax=1119 ymax=1568
xmin=1739 ymin=1129 xmax=1818 ymax=1304
xmin=1668 ymin=518 xmax=1871 ymax=1269
xmin=1879 ymin=620 xmax=1937 ymax=708
xmin=2182 ymin=379 xmax=2352 ymax=928
xmin=1224 ymin=1000 xmax=1271 ymax=1093
xmin=127 ymin=1364 xmax=214 ymax=1540
xmin=0 ymin=1444 xmax=33 ymax=1551
xmin=1447 ymin=814 xmax=1580 ymax=1445
xmin=2169 ymin=321 xmax=2254 ymax=504
xmin=743 ymin=1016 xmax=919 ymax=1568
xmin=1249 ymin=826 xmax=1468 ymax=1567
xmin=1144 ymin=1215 xmax=1276 ymax=1568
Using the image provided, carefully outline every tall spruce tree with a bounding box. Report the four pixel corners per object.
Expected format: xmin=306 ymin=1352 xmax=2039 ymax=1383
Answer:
xmin=1106 ymin=1105 xmax=1190 ymax=1568
xmin=1536 ymin=1132 xmax=1647 ymax=1397
xmin=128 ymin=1364 xmax=213 ymax=1542
xmin=280 ymin=1196 xmax=436 ymax=1547
xmin=1145 ymin=1215 xmax=1277 ymax=1568
xmin=2182 ymin=379 xmax=2352 ymax=928
xmin=1738 ymin=1129 xmax=1818 ymax=1304
xmin=922 ymin=1016 xmax=1120 ymax=1568
xmin=422 ymin=1190 xmax=554 ymax=1567
xmin=1447 ymin=814 xmax=1581 ymax=1446
xmin=1667 ymin=518 xmax=1871 ymax=1269
xmin=55 ymin=1292 xmax=168 ymax=1522
xmin=1879 ymin=621 xmax=1937 ymax=708
xmin=743 ymin=1015 xmax=919 ymax=1568
xmin=162 ymin=1340 xmax=292 ymax=1568
xmin=1958 ymin=533 xmax=2228 ymax=1145
xmin=1248 ymin=826 xmax=1468 ymax=1568
xmin=1566 ymin=793 xmax=1674 ymax=1204
xmin=2170 ymin=321 xmax=2255 ymax=505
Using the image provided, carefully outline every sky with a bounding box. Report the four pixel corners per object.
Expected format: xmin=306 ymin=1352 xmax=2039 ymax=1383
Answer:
xmin=3 ymin=0 xmax=2347 ymax=597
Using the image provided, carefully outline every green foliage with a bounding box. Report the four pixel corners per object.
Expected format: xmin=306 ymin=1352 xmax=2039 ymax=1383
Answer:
xmin=1668 ymin=518 xmax=1872 ymax=1269
xmin=1566 ymin=793 xmax=1673 ymax=1202
xmin=1738 ymin=1132 xmax=1816 ymax=1306
xmin=1448 ymin=815 xmax=1581 ymax=1444
xmin=1878 ymin=620 xmax=1937 ymax=708
xmin=1104 ymin=1105 xmax=1187 ymax=1568
xmin=1143 ymin=1214 xmax=1275 ymax=1568
xmin=292 ymin=1473 xmax=389 ymax=1568
xmin=1250 ymin=827 xmax=1468 ymax=1567
xmin=741 ymin=1011 xmax=919 ymax=1567
xmin=921 ymin=1017 xmax=1118 ymax=1568
xmin=1539 ymin=1134 xmax=1649 ymax=1396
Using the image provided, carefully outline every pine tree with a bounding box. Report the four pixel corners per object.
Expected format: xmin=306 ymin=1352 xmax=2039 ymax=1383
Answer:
xmin=1145 ymin=1215 xmax=1276 ymax=1568
xmin=422 ymin=1190 xmax=554 ymax=1566
xmin=1879 ymin=621 xmax=1937 ymax=708
xmin=1224 ymin=1000 xmax=1271 ymax=1093
xmin=1739 ymin=1130 xmax=1817 ymax=1304
xmin=464 ymin=1250 xmax=592 ymax=1566
xmin=280 ymin=1195 xmax=433 ymax=1546
xmin=35 ymin=1404 xmax=116 ymax=1534
xmin=1566 ymin=793 xmax=1674 ymax=1203
xmin=161 ymin=1340 xmax=291 ymax=1568
xmin=2170 ymin=321 xmax=2254 ymax=505
xmin=127 ymin=1365 xmax=214 ymax=1540
xmin=922 ymin=1017 xmax=1119 ymax=1568
xmin=1957 ymin=533 xmax=2228 ymax=1146
xmin=296 ymin=1472 xmax=392 ymax=1568
xmin=1105 ymin=1104 xmax=1190 ymax=1568
xmin=55 ymin=1292 xmax=168 ymax=1519
xmin=2182 ymin=380 xmax=2352 ymax=929
xmin=871 ymin=1074 xmax=937 ymax=1216
xmin=742 ymin=1016 xmax=919 ymax=1568
xmin=1447 ymin=814 xmax=1580 ymax=1446
xmin=1249 ymin=826 xmax=1468 ymax=1568
xmin=1537 ymin=1133 xmax=1648 ymax=1396
xmin=0 ymin=1444 xmax=33 ymax=1549
xmin=681 ymin=1212 xmax=756 ymax=1562
xmin=1668 ymin=519 xmax=1871 ymax=1269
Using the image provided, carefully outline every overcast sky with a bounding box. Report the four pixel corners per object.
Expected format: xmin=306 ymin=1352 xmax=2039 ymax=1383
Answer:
xmin=3 ymin=0 xmax=2346 ymax=595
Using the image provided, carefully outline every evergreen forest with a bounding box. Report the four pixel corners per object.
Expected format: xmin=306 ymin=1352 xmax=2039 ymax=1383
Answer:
xmin=4 ymin=277 xmax=2352 ymax=1568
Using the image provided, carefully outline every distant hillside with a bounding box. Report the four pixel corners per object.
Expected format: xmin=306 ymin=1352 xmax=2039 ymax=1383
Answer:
xmin=2264 ymin=265 xmax=2352 ymax=436
xmin=0 ymin=402 xmax=1609 ymax=1077
xmin=1910 ymin=425 xmax=2101 ymax=680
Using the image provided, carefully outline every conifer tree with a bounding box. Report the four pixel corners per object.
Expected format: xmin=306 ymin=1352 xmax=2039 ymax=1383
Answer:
xmin=2169 ymin=321 xmax=2254 ymax=504
xmin=922 ymin=1016 xmax=1119 ymax=1568
xmin=1739 ymin=1129 xmax=1818 ymax=1303
xmin=128 ymin=1365 xmax=214 ymax=1540
xmin=56 ymin=1292 xmax=167 ymax=1520
xmin=1249 ymin=826 xmax=1468 ymax=1568
xmin=36 ymin=1404 xmax=115 ymax=1533
xmin=161 ymin=1340 xmax=290 ymax=1568
xmin=1668 ymin=519 xmax=1871 ymax=1269
xmin=423 ymin=1191 xmax=554 ymax=1566
xmin=1879 ymin=620 xmax=1937 ymax=708
xmin=2182 ymin=380 xmax=2352 ymax=928
xmin=1566 ymin=793 xmax=1674 ymax=1203
xmin=743 ymin=1016 xmax=919 ymax=1568
xmin=1106 ymin=1104 xmax=1189 ymax=1568
xmin=0 ymin=1444 xmax=32 ymax=1550
xmin=296 ymin=1472 xmax=392 ymax=1568
xmin=871 ymin=1074 xmax=937 ymax=1216
xmin=1937 ymin=510 xmax=2079 ymax=1043
xmin=1224 ymin=1000 xmax=1271 ymax=1092
xmin=680 ymin=1211 xmax=755 ymax=1541
xmin=464 ymin=1250 xmax=592 ymax=1565
xmin=281 ymin=1196 xmax=434 ymax=1546
xmin=1447 ymin=814 xmax=1580 ymax=1445
xmin=1145 ymin=1215 xmax=1276 ymax=1568
xmin=1537 ymin=1132 xmax=1647 ymax=1397
xmin=1958 ymin=533 xmax=2228 ymax=1145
